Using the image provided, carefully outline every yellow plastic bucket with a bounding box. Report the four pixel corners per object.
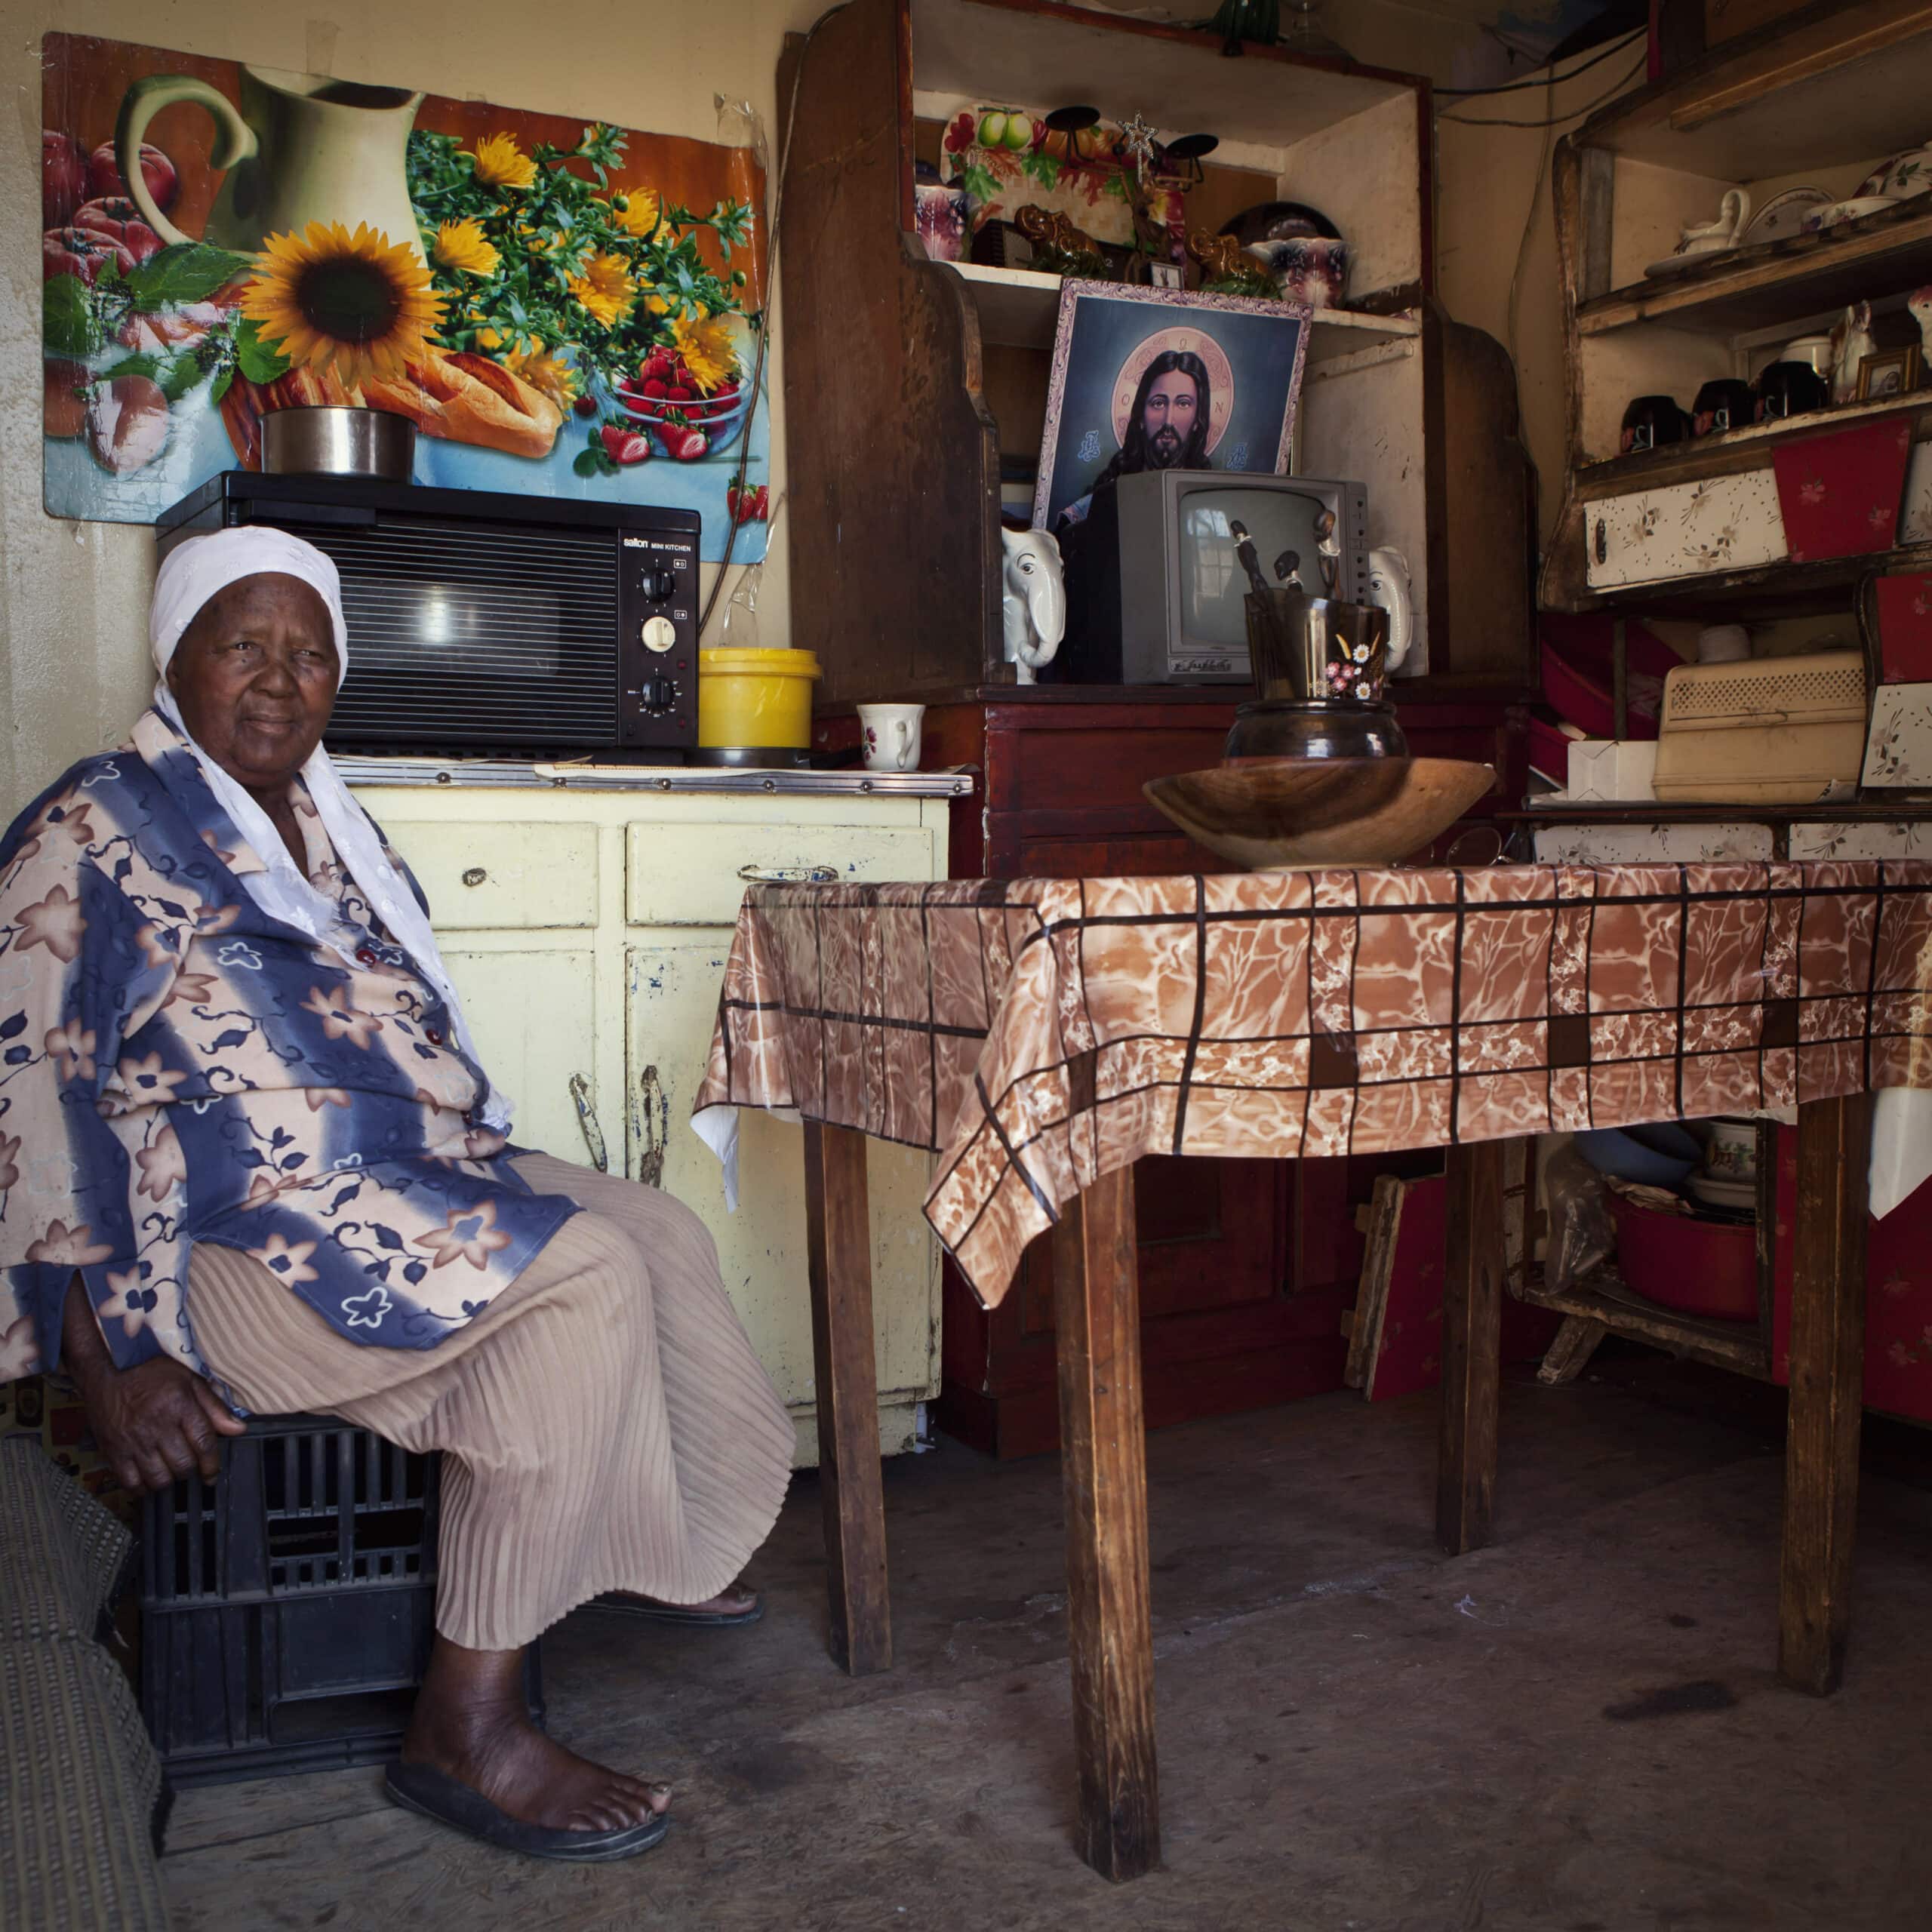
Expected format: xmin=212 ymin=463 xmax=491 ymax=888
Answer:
xmin=697 ymin=647 xmax=823 ymax=751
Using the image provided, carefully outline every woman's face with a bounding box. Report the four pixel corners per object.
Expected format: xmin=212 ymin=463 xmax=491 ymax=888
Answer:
xmin=167 ymin=572 xmax=340 ymax=795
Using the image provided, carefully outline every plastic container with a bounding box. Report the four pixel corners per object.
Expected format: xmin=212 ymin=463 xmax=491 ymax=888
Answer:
xmin=698 ymin=646 xmax=822 ymax=752
xmin=1609 ymin=1192 xmax=1758 ymax=1321
xmin=141 ymin=1413 xmax=541 ymax=1784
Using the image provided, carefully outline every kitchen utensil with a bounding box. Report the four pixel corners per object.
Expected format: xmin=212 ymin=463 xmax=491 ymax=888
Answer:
xmin=1687 ymin=1172 xmax=1758 ymax=1212
xmin=858 ymin=703 xmax=925 ymax=773
xmin=698 ymin=647 xmax=823 ymax=757
xmin=1692 ymin=378 xmax=1755 ymax=435
xmin=1620 ymin=394 xmax=1690 ymax=454
xmin=260 ymin=405 xmax=416 ymax=481
xmin=1697 ymin=624 xmax=1751 ymax=663
xmin=1653 ymin=650 xmax=1866 ymax=803
xmin=1780 ymin=334 xmax=1835 ymax=378
xmin=1739 ymin=186 xmax=1832 ymax=243
xmin=1538 ymin=618 xmax=1682 ymax=740
xmin=1141 ymin=758 xmax=1494 ymax=871
xmin=1643 ymin=188 xmax=1750 ymax=279
xmin=1222 ymin=700 xmax=1408 ymax=761
xmin=1220 ymin=200 xmax=1347 ymax=309
xmin=913 ymin=179 xmax=970 ymax=262
xmin=1703 ymin=1115 xmax=1759 ymax=1181
xmin=1801 ymin=195 xmax=1894 ymax=231
xmin=1243 ymin=586 xmax=1392 ymax=706
xmin=1755 ymin=360 xmax=1828 ymax=420
xmin=1860 ymin=146 xmax=1932 ymax=198
xmin=1609 ymin=1192 xmax=1758 ymax=1321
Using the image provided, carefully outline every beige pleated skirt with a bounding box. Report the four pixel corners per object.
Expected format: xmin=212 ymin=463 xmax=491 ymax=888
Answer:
xmin=187 ymin=1152 xmax=795 ymax=1652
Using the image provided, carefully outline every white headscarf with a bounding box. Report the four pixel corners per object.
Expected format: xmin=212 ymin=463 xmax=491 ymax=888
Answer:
xmin=150 ymin=528 xmax=512 ymax=1132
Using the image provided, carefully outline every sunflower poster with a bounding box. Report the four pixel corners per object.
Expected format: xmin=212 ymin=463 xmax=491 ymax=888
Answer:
xmin=40 ymin=32 xmax=770 ymax=561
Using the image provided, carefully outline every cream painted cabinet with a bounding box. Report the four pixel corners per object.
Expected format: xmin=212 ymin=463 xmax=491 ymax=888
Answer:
xmin=348 ymin=764 xmax=963 ymax=1466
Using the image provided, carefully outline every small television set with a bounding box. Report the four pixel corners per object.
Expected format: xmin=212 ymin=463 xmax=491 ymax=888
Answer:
xmin=1113 ymin=470 xmax=1371 ymax=685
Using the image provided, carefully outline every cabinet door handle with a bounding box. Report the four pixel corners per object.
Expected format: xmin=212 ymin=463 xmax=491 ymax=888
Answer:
xmin=1594 ymin=518 xmax=1608 ymax=565
xmin=737 ymin=863 xmax=838 ymax=884
xmin=632 ymin=1064 xmax=666 ymax=1189
xmin=462 ymin=866 xmax=488 ymax=887
xmin=569 ymin=1072 xmax=608 ymax=1174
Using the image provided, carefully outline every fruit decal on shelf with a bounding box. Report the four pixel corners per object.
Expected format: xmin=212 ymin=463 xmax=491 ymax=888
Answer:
xmin=941 ymin=104 xmax=1150 ymax=252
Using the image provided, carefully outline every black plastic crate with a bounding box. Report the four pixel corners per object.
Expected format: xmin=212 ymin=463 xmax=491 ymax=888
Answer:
xmin=141 ymin=1414 xmax=541 ymax=1785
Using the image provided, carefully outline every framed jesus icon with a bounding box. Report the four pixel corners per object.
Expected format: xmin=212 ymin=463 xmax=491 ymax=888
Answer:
xmin=1032 ymin=280 xmax=1312 ymax=537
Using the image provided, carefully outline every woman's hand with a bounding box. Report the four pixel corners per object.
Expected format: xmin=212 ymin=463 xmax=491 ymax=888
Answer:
xmin=61 ymin=1274 xmax=246 ymax=1491
xmin=81 ymin=1357 xmax=247 ymax=1492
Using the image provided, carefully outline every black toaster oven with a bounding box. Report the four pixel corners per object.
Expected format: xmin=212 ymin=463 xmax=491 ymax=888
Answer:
xmin=156 ymin=473 xmax=700 ymax=758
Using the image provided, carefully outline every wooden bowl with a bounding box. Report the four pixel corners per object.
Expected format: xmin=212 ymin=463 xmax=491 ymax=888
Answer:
xmin=1143 ymin=758 xmax=1497 ymax=871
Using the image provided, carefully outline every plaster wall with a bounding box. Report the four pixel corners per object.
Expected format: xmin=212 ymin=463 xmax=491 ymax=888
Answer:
xmin=1 ymin=0 xmax=1500 ymax=815
xmin=0 ymin=0 xmax=825 ymax=810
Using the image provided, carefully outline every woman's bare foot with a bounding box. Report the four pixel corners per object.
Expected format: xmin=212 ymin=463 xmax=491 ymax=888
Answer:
xmin=608 ymin=1580 xmax=760 ymax=1619
xmin=402 ymin=1636 xmax=669 ymax=1834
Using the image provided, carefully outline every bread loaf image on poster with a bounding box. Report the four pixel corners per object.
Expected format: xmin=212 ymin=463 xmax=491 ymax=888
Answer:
xmin=220 ymin=347 xmax=561 ymax=470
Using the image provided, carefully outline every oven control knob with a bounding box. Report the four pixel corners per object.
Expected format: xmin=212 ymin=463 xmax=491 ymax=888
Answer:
xmin=641 ymin=616 xmax=677 ymax=653
xmin=642 ymin=567 xmax=678 ymax=603
xmin=641 ymin=674 xmax=678 ymax=712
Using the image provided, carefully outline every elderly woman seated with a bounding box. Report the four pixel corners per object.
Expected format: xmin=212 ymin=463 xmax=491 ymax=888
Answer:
xmin=0 ymin=529 xmax=792 ymax=1863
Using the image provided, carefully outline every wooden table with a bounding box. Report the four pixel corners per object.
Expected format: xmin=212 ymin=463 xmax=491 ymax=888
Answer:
xmin=697 ymin=863 xmax=1924 ymax=1881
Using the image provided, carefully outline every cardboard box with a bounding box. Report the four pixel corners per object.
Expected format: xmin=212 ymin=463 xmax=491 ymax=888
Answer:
xmin=1564 ymin=738 xmax=1659 ymax=802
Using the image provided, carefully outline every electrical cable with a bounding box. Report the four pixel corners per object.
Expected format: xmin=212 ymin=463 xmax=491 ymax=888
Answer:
xmin=1432 ymin=27 xmax=1641 ymax=96
xmin=697 ymin=0 xmax=849 ymax=641
xmin=1438 ymin=53 xmax=1647 ymax=127
xmin=1503 ymin=69 xmax=1556 ymax=377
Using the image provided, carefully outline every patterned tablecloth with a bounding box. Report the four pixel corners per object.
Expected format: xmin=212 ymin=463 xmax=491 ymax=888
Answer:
xmin=694 ymin=863 xmax=1932 ymax=1306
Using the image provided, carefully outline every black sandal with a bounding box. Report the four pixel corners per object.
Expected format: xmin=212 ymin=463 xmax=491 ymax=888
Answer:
xmin=383 ymin=1761 xmax=670 ymax=1863
xmin=587 ymin=1589 xmax=764 ymax=1628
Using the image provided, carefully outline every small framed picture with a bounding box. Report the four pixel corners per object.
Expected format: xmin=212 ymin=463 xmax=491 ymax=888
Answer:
xmin=1857 ymin=346 xmax=1921 ymax=401
xmin=1032 ymin=279 xmax=1312 ymax=534
xmin=1147 ymin=260 xmax=1183 ymax=289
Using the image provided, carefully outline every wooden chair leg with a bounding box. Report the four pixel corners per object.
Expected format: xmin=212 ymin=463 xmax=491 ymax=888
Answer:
xmin=1051 ymin=1164 xmax=1159 ymax=1882
xmin=802 ymin=1120 xmax=891 ymax=1676
xmin=1780 ymin=1093 xmax=1870 ymax=1696
xmin=1537 ymin=1314 xmax=1607 ymax=1386
xmin=1438 ymin=1137 xmax=1508 ymax=1555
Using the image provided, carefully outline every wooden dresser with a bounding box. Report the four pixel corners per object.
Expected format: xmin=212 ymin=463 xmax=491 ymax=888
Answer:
xmin=818 ymin=691 xmax=1526 ymax=1455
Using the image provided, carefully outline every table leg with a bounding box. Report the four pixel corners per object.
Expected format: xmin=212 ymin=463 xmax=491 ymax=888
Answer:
xmin=1437 ymin=1137 xmax=1508 ymax=1555
xmin=1051 ymin=1163 xmax=1159 ymax=1882
xmin=1780 ymin=1093 xmax=1870 ymax=1695
xmin=801 ymin=1120 xmax=891 ymax=1676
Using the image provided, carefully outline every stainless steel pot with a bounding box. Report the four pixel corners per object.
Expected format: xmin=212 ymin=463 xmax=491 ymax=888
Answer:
xmin=261 ymin=405 xmax=416 ymax=482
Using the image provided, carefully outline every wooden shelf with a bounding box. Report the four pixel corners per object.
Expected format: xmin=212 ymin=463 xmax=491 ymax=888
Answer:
xmin=1517 ymin=1265 xmax=1770 ymax=1380
xmin=1503 ymin=801 xmax=1932 ymax=824
xmin=1567 ymin=539 xmax=1932 ymax=617
xmin=948 ymin=260 xmax=1423 ymax=355
xmin=1577 ymin=205 xmax=1932 ymax=339
xmin=1571 ymin=0 xmax=1932 ymax=177
xmin=909 ymin=0 xmax=1418 ymax=158
xmin=1574 ymin=386 xmax=1932 ymax=497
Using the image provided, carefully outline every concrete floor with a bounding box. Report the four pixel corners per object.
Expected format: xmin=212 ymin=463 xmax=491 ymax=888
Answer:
xmin=162 ymin=1359 xmax=1932 ymax=1931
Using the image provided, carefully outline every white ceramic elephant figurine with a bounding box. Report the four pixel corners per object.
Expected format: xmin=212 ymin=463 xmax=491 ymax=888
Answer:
xmin=1366 ymin=546 xmax=1414 ymax=672
xmin=1001 ymin=526 xmax=1065 ymax=685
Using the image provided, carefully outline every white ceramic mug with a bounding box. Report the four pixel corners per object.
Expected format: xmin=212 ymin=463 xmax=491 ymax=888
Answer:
xmin=857 ymin=703 xmax=924 ymax=774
